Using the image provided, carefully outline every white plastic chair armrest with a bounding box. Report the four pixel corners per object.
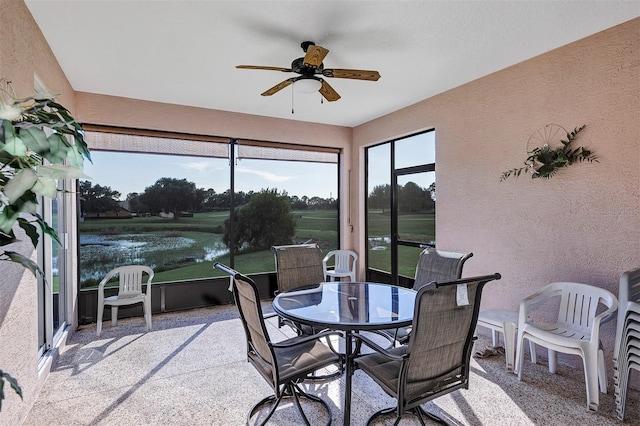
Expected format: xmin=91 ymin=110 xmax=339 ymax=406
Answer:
xmin=590 ymin=299 xmax=619 ymax=341
xmin=97 ymin=270 xmax=118 ymax=293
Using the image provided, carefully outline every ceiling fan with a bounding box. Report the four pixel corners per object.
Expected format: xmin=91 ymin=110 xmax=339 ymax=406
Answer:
xmin=236 ymin=41 xmax=381 ymax=102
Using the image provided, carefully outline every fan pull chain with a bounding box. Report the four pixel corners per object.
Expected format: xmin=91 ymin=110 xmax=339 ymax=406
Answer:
xmin=291 ymin=85 xmax=295 ymax=114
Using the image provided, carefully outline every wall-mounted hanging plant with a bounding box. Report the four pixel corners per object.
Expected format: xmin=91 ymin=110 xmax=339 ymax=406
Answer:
xmin=500 ymin=124 xmax=598 ymax=181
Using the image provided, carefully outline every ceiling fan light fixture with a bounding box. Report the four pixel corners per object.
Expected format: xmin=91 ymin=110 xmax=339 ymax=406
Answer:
xmin=295 ymin=78 xmax=322 ymax=94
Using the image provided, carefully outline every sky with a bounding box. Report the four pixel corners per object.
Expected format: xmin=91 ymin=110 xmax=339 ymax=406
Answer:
xmin=366 ymin=130 xmax=436 ymax=190
xmin=82 ymin=130 xmax=435 ymax=200
xmin=82 ymin=151 xmax=338 ymax=200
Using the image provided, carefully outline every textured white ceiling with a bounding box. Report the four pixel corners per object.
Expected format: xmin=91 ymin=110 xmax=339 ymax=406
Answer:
xmin=25 ymin=1 xmax=639 ymax=127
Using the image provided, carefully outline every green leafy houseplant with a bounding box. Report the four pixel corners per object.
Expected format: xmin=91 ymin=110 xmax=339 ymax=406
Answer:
xmin=500 ymin=125 xmax=598 ymax=181
xmin=0 ymin=78 xmax=91 ymax=408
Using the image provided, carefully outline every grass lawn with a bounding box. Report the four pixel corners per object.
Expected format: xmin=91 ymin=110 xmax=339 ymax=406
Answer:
xmin=79 ymin=209 xmax=338 ymax=287
xmin=367 ymin=210 xmax=435 ymax=278
xmin=79 ymin=209 xmax=434 ymax=287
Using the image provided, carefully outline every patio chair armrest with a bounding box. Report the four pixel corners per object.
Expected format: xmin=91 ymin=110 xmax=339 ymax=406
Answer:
xmin=263 ymin=312 xmax=279 ymax=320
xmin=271 ymin=330 xmax=343 ymax=348
xmin=600 ymin=310 xmax=617 ymax=325
xmin=353 ymin=332 xmax=407 ymax=361
xmin=595 ymin=306 xmax=618 ymax=324
xmin=519 ymin=287 xmax=559 ymax=323
xmin=97 ymin=270 xmax=117 ymax=291
xmin=590 ymin=303 xmax=619 ymax=340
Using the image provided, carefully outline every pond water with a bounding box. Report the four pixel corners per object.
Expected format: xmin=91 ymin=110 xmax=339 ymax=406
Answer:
xmin=80 ymin=233 xmax=228 ymax=284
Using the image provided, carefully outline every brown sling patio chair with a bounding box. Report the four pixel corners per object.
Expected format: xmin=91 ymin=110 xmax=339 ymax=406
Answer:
xmin=271 ymin=243 xmax=326 ymax=333
xmin=354 ymin=273 xmax=500 ymax=425
xmin=271 ymin=243 xmax=344 ymax=379
xmin=272 ymin=243 xmax=325 ymax=292
xmin=214 ymin=263 xmax=342 ymax=426
xmin=379 ymin=248 xmax=473 ymax=346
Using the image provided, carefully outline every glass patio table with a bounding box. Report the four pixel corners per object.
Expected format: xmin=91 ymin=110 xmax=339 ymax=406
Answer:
xmin=272 ymin=281 xmax=417 ymax=426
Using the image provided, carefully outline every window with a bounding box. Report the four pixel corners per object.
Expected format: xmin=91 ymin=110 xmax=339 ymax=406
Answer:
xmin=365 ymin=130 xmax=435 ymax=285
xmin=78 ymin=129 xmax=339 ymax=288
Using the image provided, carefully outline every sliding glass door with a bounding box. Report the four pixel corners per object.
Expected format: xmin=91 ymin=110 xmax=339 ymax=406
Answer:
xmin=366 ymin=130 xmax=435 ymax=285
xmin=38 ymin=178 xmax=70 ymax=356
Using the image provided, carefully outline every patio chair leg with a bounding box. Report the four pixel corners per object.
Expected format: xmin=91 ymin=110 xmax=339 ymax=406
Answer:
xmin=248 ymin=382 xmax=331 ymax=426
xmin=96 ymin=303 xmax=104 ymax=336
xmin=366 ymin=405 xmax=449 ymax=426
xmin=111 ymin=306 xmax=118 ymax=326
xmin=415 ymin=405 xmax=448 ymax=425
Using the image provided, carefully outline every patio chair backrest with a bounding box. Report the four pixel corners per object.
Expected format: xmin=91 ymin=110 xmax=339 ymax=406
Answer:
xmin=272 ymin=243 xmax=325 ymax=293
xmin=413 ymin=248 xmax=473 ymax=290
xmin=217 ymin=265 xmax=278 ymax=387
xmin=105 ymin=265 xmax=153 ymax=297
xmin=542 ymin=282 xmax=617 ymax=336
xmin=404 ymin=274 xmax=499 ymax=405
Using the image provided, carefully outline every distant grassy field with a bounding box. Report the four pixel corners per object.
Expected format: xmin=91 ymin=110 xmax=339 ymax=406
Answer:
xmin=367 ymin=210 xmax=435 ymax=278
xmin=79 ymin=209 xmax=338 ymax=287
xmin=79 ymin=209 xmax=434 ymax=287
xmin=79 ymin=211 xmax=229 ymax=233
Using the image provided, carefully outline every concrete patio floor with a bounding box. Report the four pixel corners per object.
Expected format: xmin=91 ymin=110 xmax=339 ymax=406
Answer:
xmin=23 ymin=303 xmax=639 ymax=425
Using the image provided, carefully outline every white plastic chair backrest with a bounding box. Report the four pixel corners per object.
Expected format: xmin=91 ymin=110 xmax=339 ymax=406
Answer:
xmin=623 ymin=312 xmax=640 ymax=329
xmin=625 ymin=301 xmax=640 ymax=316
xmin=622 ymin=323 xmax=640 ymax=337
xmin=105 ymin=265 xmax=154 ymax=297
xmin=620 ymin=316 xmax=640 ymax=348
xmin=620 ymin=267 xmax=640 ymax=306
xmin=621 ymin=330 xmax=640 ymax=350
xmin=543 ymin=282 xmax=617 ymax=335
xmin=616 ymin=268 xmax=640 ymax=357
xmin=617 ymin=303 xmax=640 ymax=359
xmin=325 ymin=250 xmax=357 ymax=273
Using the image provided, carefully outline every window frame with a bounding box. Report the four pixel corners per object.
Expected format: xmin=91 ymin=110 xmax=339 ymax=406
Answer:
xmin=365 ymin=129 xmax=436 ymax=285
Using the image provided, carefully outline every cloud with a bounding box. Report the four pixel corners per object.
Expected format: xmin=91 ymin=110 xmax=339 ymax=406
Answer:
xmin=236 ymin=166 xmax=292 ymax=183
xmin=180 ymin=160 xmax=221 ymax=173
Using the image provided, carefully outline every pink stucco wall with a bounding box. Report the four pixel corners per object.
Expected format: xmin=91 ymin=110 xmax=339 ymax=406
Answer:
xmin=353 ymin=18 xmax=639 ymax=370
xmin=1 ymin=1 xmax=638 ymax=423
xmin=74 ymin=92 xmax=353 ymax=149
xmin=0 ymin=1 xmax=78 ymax=424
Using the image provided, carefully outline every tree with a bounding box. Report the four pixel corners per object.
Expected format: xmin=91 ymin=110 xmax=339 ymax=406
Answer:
xmin=398 ymin=181 xmax=426 ymax=213
xmin=126 ymin=192 xmax=149 ymax=215
xmin=194 ymin=187 xmax=206 ymax=212
xmin=289 ymin=195 xmax=308 ymax=210
xmin=79 ymin=181 xmax=121 ymax=215
xmin=222 ymin=188 xmax=296 ymax=253
xmin=368 ymin=184 xmax=391 ymax=212
xmin=139 ymin=177 xmax=197 ymax=217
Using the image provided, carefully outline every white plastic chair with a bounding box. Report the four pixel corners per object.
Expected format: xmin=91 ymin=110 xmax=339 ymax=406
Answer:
xmin=515 ymin=281 xmax=618 ymax=411
xmin=322 ymin=250 xmax=357 ymax=281
xmin=615 ymin=330 xmax=640 ymax=420
xmin=96 ymin=265 xmax=154 ymax=336
xmin=615 ymin=267 xmax=640 ymax=361
xmin=614 ymin=267 xmax=640 ymax=420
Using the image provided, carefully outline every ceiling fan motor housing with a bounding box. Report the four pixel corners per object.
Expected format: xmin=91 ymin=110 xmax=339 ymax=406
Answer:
xmin=301 ymin=40 xmax=315 ymax=52
xmin=291 ymin=57 xmax=324 ymax=76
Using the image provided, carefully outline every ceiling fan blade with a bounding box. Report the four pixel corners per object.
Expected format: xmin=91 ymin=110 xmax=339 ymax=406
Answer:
xmin=261 ymin=78 xmax=296 ymax=96
xmin=303 ymin=45 xmax=329 ymax=68
xmin=323 ymin=68 xmax=381 ymax=81
xmin=319 ymin=79 xmax=341 ymax=102
xmin=236 ymin=65 xmax=292 ymax=72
